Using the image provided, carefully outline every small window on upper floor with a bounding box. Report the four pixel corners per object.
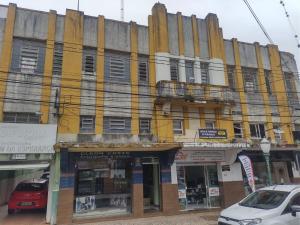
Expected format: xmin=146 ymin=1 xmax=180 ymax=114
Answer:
xmin=173 ymin=119 xmax=184 ymax=135
xmin=20 ymin=46 xmax=39 ymax=74
xmin=273 ymin=123 xmax=282 ymax=142
xmin=103 ymin=117 xmax=131 ymax=134
xmin=250 ymin=123 xmax=266 ymax=139
xmin=3 ymin=112 xmax=40 ymax=124
xmin=234 ymin=123 xmax=243 ymax=138
xmin=83 ymin=48 xmax=97 ymax=76
xmin=205 ymin=121 xmax=215 ymax=129
xmin=52 ymin=44 xmax=63 ymax=76
xmin=242 ymin=68 xmax=258 ymax=92
xmin=201 ymin=62 xmax=209 ymax=84
xmin=284 ymin=72 xmax=298 ymax=102
xmin=185 ymin=61 xmax=195 ymax=83
xmin=138 ymin=58 xmax=148 ymax=83
xmin=139 ymin=118 xmax=151 ymax=134
xmin=170 ymin=59 xmax=179 ymax=81
xmin=264 ymin=70 xmax=272 ymax=95
xmin=80 ymin=115 xmax=95 ymax=133
xmin=227 ymin=66 xmax=236 ymax=90
xmin=105 ymin=52 xmax=130 ymax=83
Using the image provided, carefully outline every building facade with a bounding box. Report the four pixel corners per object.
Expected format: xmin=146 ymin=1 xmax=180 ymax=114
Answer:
xmin=0 ymin=3 xmax=300 ymax=224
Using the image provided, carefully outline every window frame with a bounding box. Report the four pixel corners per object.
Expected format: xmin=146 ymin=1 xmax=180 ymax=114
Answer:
xmin=109 ymin=118 xmax=126 ymax=130
xmin=173 ymin=119 xmax=184 ymax=135
xmin=3 ymin=112 xmax=40 ymax=124
xmin=233 ymin=123 xmax=243 ymax=138
xmin=242 ymin=67 xmax=259 ymax=92
xmin=79 ymin=115 xmax=95 ymax=133
xmin=83 ymin=54 xmax=96 ymax=75
xmin=170 ymin=59 xmax=179 ymax=81
xmin=249 ymin=123 xmax=266 ymax=139
xmin=205 ymin=120 xmax=215 ymax=129
xmin=19 ymin=46 xmax=39 ymax=74
xmin=200 ymin=62 xmax=209 ymax=84
xmin=227 ymin=66 xmax=236 ymax=90
xmin=139 ymin=118 xmax=151 ymax=134
xmin=138 ymin=58 xmax=149 ymax=83
xmin=185 ymin=60 xmax=195 ymax=83
xmin=52 ymin=45 xmax=63 ymax=76
xmin=109 ymin=56 xmax=126 ymax=79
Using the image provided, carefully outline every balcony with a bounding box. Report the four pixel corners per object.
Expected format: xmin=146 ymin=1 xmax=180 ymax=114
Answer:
xmin=156 ymin=80 xmax=234 ymax=106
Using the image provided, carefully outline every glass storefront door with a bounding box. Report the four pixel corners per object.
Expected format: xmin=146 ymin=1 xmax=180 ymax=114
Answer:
xmin=177 ymin=164 xmax=220 ymax=210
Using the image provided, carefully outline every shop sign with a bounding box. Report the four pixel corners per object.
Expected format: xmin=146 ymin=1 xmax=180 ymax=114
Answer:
xmin=75 ymin=195 xmax=96 ymax=213
xmin=175 ymin=150 xmax=225 ymax=162
xmin=79 ymin=152 xmax=131 ymax=160
xmin=178 ymin=188 xmax=187 ymax=199
xmin=183 ymin=142 xmax=250 ymax=148
xmin=208 ymin=187 xmax=220 ymax=197
xmin=198 ymin=129 xmax=227 ymax=139
xmin=0 ymin=123 xmax=57 ymax=154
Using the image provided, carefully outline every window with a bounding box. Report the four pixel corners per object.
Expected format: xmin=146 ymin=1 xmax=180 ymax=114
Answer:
xmin=242 ymin=68 xmax=258 ymax=92
xmin=139 ymin=118 xmax=151 ymax=134
xmin=138 ymin=58 xmax=148 ymax=83
xmin=83 ymin=55 xmax=95 ymax=74
xmin=170 ymin=59 xmax=179 ymax=81
xmin=110 ymin=57 xmax=125 ymax=79
xmin=227 ymin=66 xmax=236 ymax=90
xmin=205 ymin=121 xmax=215 ymax=129
xmin=104 ymin=117 xmax=131 ymax=134
xmin=234 ymin=123 xmax=243 ymax=138
xmin=284 ymin=72 xmax=298 ymax=105
xmin=201 ymin=62 xmax=209 ymax=84
xmin=105 ymin=53 xmax=130 ymax=82
xmin=250 ymin=123 xmax=266 ymax=139
xmin=3 ymin=112 xmax=40 ymax=124
xmin=80 ymin=116 xmax=95 ymax=133
xmin=273 ymin=123 xmax=282 ymax=142
xmin=185 ymin=61 xmax=195 ymax=83
xmin=264 ymin=70 xmax=272 ymax=95
xmin=52 ymin=44 xmax=63 ymax=75
xmin=173 ymin=119 xmax=183 ymax=135
xmin=20 ymin=46 xmax=39 ymax=73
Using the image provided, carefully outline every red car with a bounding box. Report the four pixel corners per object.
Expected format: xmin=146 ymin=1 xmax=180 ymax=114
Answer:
xmin=8 ymin=179 xmax=48 ymax=214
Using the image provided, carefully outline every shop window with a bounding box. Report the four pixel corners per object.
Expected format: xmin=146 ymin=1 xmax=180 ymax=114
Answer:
xmin=201 ymin=62 xmax=209 ymax=84
xmin=170 ymin=59 xmax=179 ymax=81
xmin=3 ymin=112 xmax=40 ymax=124
xmin=205 ymin=121 xmax=215 ymax=129
xmin=173 ymin=119 xmax=184 ymax=135
xmin=138 ymin=58 xmax=148 ymax=83
xmin=52 ymin=44 xmax=63 ymax=76
xmin=227 ymin=66 xmax=236 ymax=90
xmin=242 ymin=67 xmax=258 ymax=92
xmin=250 ymin=123 xmax=266 ymax=139
xmin=74 ymin=158 xmax=132 ymax=216
xmin=80 ymin=115 xmax=95 ymax=133
xmin=104 ymin=117 xmax=131 ymax=134
xmin=139 ymin=118 xmax=151 ymax=134
xmin=185 ymin=61 xmax=195 ymax=83
xmin=234 ymin=123 xmax=243 ymax=138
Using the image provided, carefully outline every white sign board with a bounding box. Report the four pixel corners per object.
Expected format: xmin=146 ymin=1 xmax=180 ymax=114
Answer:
xmin=0 ymin=123 xmax=57 ymax=154
xmin=178 ymin=189 xmax=187 ymax=199
xmin=208 ymin=187 xmax=220 ymax=197
xmin=239 ymin=155 xmax=256 ymax=192
xmin=183 ymin=142 xmax=250 ymax=148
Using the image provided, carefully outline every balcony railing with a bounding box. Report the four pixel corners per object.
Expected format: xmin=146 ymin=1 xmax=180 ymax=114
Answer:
xmin=156 ymin=80 xmax=234 ymax=104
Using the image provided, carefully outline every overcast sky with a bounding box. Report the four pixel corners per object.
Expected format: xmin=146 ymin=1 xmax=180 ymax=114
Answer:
xmin=2 ymin=0 xmax=300 ymax=71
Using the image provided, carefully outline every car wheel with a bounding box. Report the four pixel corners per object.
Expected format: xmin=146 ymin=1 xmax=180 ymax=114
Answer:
xmin=8 ymin=209 xmax=15 ymax=214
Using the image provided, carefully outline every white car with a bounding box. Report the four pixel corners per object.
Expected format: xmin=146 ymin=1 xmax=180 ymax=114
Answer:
xmin=218 ymin=185 xmax=300 ymax=225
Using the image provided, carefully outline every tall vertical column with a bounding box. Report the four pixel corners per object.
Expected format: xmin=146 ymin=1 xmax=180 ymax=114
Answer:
xmin=177 ymin=12 xmax=186 ymax=82
xmin=132 ymin=158 xmax=144 ymax=217
xmin=131 ymin=22 xmax=139 ymax=135
xmin=205 ymin=13 xmax=222 ymax=59
xmin=58 ymin=9 xmax=83 ymax=135
xmin=95 ymin=16 xmax=105 ymax=134
xmin=268 ymin=45 xmax=293 ymax=144
xmin=232 ymin=38 xmax=250 ymax=139
xmin=254 ymin=43 xmax=275 ymax=141
xmin=0 ymin=3 xmax=16 ymax=121
xmin=40 ymin=10 xmax=57 ymax=124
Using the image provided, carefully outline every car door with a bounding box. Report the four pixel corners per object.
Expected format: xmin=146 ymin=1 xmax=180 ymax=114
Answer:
xmin=278 ymin=193 xmax=300 ymax=225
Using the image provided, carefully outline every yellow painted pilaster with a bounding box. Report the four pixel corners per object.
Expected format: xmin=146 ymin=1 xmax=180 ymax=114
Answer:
xmin=177 ymin=12 xmax=184 ymax=55
xmin=232 ymin=38 xmax=250 ymax=139
xmin=183 ymin=107 xmax=189 ymax=130
xmin=0 ymin=3 xmax=16 ymax=121
xmin=199 ymin=108 xmax=206 ymax=128
xmin=268 ymin=45 xmax=293 ymax=144
xmin=58 ymin=10 xmax=83 ymax=134
xmin=155 ymin=105 xmax=173 ymax=143
xmin=95 ymin=15 xmax=105 ymax=134
xmin=191 ymin=15 xmax=200 ymax=57
xmin=152 ymin=3 xmax=169 ymax=52
xmin=130 ymin=22 xmax=139 ymax=135
xmin=254 ymin=43 xmax=275 ymax=141
xmin=205 ymin=13 xmax=222 ymax=59
xmin=40 ymin=10 xmax=57 ymax=124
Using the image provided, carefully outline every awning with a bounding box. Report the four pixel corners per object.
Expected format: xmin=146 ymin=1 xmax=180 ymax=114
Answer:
xmin=0 ymin=163 xmax=49 ymax=170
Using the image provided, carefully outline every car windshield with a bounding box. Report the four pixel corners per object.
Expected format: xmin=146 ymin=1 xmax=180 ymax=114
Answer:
xmin=15 ymin=183 xmax=45 ymax=191
xmin=239 ymin=190 xmax=289 ymax=209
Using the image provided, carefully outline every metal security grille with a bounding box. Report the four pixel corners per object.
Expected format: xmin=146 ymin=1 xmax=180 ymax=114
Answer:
xmin=170 ymin=59 xmax=179 ymax=81
xmin=53 ymin=45 xmax=63 ymax=75
xmin=227 ymin=66 xmax=236 ymax=90
xmin=80 ymin=115 xmax=95 ymax=133
xmin=185 ymin=61 xmax=194 ymax=83
xmin=138 ymin=60 xmax=148 ymax=83
xmin=201 ymin=62 xmax=209 ymax=84
xmin=20 ymin=46 xmax=39 ymax=73
xmin=3 ymin=112 xmax=40 ymax=124
xmin=242 ymin=67 xmax=258 ymax=92
xmin=110 ymin=57 xmax=125 ymax=79
xmin=139 ymin=118 xmax=151 ymax=134
xmin=84 ymin=55 xmax=95 ymax=74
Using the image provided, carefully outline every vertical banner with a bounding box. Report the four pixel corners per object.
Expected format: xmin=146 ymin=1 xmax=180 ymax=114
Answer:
xmin=239 ymin=155 xmax=256 ymax=192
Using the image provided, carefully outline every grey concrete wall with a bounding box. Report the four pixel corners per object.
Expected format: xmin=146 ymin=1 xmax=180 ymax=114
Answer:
xmin=238 ymin=42 xmax=258 ymax=68
xmin=55 ymin=15 xmax=64 ymax=43
xmin=4 ymin=73 xmax=42 ymax=113
xmin=0 ymin=5 xmax=8 ymax=18
xmin=139 ymin=85 xmax=152 ymax=118
xmin=80 ymin=79 xmax=96 ymax=115
xmin=83 ymin=16 xmax=98 ymax=47
xmin=280 ymin=52 xmax=298 ymax=73
xmin=197 ymin=19 xmax=209 ymax=59
xmin=167 ymin=13 xmax=179 ymax=56
xmin=224 ymin=40 xmax=235 ymax=65
xmin=138 ymin=25 xmax=149 ymax=55
xmin=104 ymin=83 xmax=131 ymax=117
xmin=182 ymin=16 xmax=194 ymax=57
xmin=0 ymin=18 xmax=6 ymax=60
xmin=105 ymin=19 xmax=130 ymax=52
xmin=260 ymin=46 xmax=270 ymax=70
xmin=14 ymin=8 xmax=48 ymax=40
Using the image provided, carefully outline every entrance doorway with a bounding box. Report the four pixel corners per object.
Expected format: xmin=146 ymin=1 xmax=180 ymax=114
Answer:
xmin=177 ymin=165 xmax=220 ymax=210
xmin=142 ymin=162 xmax=160 ymax=212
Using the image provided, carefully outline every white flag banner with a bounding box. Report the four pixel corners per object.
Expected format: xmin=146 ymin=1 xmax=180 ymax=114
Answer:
xmin=239 ymin=155 xmax=256 ymax=192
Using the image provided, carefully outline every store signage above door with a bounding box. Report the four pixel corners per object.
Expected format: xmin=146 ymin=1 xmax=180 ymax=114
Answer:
xmin=78 ymin=152 xmax=131 ymax=160
xmin=175 ymin=149 xmax=225 ymax=162
xmin=198 ymin=129 xmax=227 ymax=139
xmin=183 ymin=142 xmax=250 ymax=148
xmin=0 ymin=123 xmax=57 ymax=154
